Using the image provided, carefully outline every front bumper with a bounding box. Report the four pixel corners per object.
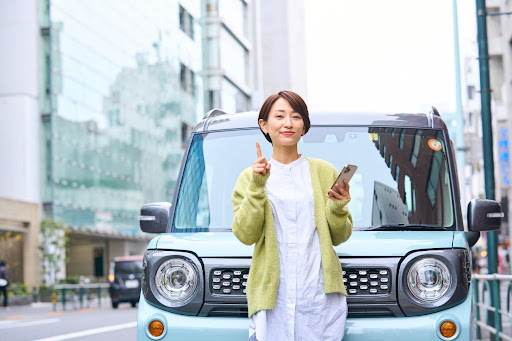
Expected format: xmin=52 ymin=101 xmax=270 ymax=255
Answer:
xmin=343 ymin=292 xmax=473 ymax=341
xmin=137 ymin=292 xmax=474 ymax=341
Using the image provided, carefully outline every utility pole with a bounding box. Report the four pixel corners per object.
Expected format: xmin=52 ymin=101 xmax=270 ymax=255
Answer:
xmin=475 ymin=0 xmax=501 ymax=338
xmin=476 ymin=0 xmax=498 ymax=276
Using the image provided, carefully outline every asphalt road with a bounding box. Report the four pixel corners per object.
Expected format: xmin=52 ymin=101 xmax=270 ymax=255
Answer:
xmin=0 ymin=301 xmax=137 ymax=341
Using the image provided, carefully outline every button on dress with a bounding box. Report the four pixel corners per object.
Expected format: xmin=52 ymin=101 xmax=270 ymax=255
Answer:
xmin=248 ymin=155 xmax=348 ymax=341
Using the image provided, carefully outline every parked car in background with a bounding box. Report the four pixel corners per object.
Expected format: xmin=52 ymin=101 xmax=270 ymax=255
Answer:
xmin=108 ymin=255 xmax=143 ymax=309
xmin=136 ymin=108 xmax=502 ymax=340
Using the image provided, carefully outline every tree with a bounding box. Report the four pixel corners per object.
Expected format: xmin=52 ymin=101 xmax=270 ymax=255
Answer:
xmin=39 ymin=219 xmax=68 ymax=286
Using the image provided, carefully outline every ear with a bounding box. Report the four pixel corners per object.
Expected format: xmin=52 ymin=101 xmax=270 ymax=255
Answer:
xmin=259 ymin=119 xmax=267 ymax=134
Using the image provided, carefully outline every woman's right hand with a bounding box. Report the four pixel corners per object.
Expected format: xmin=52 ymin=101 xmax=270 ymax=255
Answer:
xmin=253 ymin=142 xmax=271 ymax=175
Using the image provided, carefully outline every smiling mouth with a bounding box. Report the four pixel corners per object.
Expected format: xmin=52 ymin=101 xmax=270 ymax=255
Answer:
xmin=281 ymin=132 xmax=295 ymax=136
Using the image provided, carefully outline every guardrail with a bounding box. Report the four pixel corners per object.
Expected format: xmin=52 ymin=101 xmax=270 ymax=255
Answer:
xmin=53 ymin=283 xmax=110 ymax=311
xmin=473 ymin=274 xmax=512 ymax=341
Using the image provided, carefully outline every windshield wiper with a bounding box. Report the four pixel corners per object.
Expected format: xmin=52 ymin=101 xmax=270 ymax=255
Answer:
xmin=365 ymin=224 xmax=449 ymax=231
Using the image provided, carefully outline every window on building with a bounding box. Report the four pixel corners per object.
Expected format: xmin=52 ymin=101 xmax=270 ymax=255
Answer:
xmin=180 ymin=5 xmax=195 ymax=40
xmin=111 ymin=91 xmax=120 ymax=104
xmin=410 ymin=133 xmax=421 ymax=167
xmin=180 ymin=63 xmax=195 ymax=96
xmin=219 ymin=28 xmax=248 ymax=86
xmin=467 ymin=85 xmax=475 ymax=100
xmin=399 ymin=129 xmax=405 ymax=150
xmin=208 ymin=90 xmax=216 ymax=110
xmin=219 ymin=0 xmax=248 ymax=38
xmin=221 ymin=78 xmax=249 ymax=113
xmin=181 ymin=121 xmax=189 ymax=148
xmin=108 ymin=109 xmax=121 ymax=127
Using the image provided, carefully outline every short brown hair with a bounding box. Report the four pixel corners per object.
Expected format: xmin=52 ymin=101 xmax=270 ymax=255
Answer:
xmin=258 ymin=90 xmax=310 ymax=143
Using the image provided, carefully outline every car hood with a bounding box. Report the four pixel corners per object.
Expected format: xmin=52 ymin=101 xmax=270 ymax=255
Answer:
xmin=154 ymin=231 xmax=456 ymax=258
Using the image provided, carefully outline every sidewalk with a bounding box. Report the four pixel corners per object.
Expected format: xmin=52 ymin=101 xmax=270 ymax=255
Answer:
xmin=0 ymin=298 xmax=113 ymax=320
xmin=0 ymin=302 xmax=54 ymax=320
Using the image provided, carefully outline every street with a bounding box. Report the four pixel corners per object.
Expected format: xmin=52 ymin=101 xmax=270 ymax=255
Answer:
xmin=0 ymin=302 xmax=137 ymax=341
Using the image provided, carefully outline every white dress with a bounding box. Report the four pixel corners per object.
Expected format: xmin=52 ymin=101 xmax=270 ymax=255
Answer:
xmin=248 ymin=155 xmax=348 ymax=341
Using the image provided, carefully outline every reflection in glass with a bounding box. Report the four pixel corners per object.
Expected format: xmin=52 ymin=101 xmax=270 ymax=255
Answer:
xmin=45 ymin=1 xmax=203 ymax=235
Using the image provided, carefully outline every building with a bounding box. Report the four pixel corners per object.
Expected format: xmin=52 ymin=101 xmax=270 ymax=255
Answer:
xmin=202 ymin=0 xmax=254 ymax=113
xmin=0 ymin=0 xmax=43 ymax=289
xmin=462 ymin=0 xmax=511 ymax=263
xmin=259 ymin=0 xmax=307 ymax=98
xmin=0 ymin=0 xmax=204 ymax=286
xmin=201 ymin=0 xmax=307 ymax=113
xmin=0 ymin=0 xmax=307 ymax=287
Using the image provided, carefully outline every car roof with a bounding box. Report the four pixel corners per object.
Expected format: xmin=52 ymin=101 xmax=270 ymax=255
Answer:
xmin=113 ymin=256 xmax=143 ymax=262
xmin=193 ymin=108 xmax=448 ymax=133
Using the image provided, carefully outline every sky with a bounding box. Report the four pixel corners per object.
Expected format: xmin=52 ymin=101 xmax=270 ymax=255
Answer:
xmin=304 ymin=0 xmax=477 ymax=114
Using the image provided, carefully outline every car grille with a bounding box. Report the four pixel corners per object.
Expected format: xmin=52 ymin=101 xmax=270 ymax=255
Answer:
xmin=343 ymin=268 xmax=391 ymax=295
xmin=210 ymin=268 xmax=249 ymax=295
xmin=209 ymin=267 xmax=391 ymax=296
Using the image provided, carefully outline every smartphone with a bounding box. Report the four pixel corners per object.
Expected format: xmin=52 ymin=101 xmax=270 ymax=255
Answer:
xmin=329 ymin=164 xmax=358 ymax=196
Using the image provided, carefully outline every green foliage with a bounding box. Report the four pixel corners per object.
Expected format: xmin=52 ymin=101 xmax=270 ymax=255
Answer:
xmin=39 ymin=219 xmax=68 ymax=286
xmin=58 ymin=275 xmax=81 ymax=284
xmin=8 ymin=282 xmax=29 ymax=297
xmin=37 ymin=285 xmax=53 ymax=297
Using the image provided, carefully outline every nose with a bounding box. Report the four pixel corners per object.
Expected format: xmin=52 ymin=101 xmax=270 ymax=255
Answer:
xmin=284 ymin=115 xmax=292 ymax=127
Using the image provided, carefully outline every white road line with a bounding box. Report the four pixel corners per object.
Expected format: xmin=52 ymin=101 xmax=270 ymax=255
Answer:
xmin=33 ymin=321 xmax=137 ymax=341
xmin=0 ymin=318 xmax=60 ymax=329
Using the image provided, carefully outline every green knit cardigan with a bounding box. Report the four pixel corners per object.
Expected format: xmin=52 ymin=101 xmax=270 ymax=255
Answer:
xmin=231 ymin=157 xmax=353 ymax=318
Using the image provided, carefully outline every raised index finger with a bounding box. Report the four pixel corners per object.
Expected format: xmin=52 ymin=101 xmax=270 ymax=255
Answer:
xmin=256 ymin=141 xmax=262 ymax=158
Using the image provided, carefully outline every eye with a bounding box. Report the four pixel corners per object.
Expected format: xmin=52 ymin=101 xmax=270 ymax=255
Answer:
xmin=276 ymin=114 xmax=283 ymax=118
xmin=293 ymin=115 xmax=302 ymax=119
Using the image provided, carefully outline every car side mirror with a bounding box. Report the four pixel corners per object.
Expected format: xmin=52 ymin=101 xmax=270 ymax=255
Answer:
xmin=138 ymin=202 xmax=172 ymax=233
xmin=467 ymin=199 xmax=503 ymax=232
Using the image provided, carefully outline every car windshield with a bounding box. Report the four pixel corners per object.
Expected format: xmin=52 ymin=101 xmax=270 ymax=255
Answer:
xmin=114 ymin=261 xmax=142 ymax=274
xmin=173 ymin=126 xmax=454 ymax=232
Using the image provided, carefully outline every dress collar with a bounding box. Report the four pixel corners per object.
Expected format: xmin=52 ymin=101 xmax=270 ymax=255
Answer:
xmin=270 ymin=154 xmax=305 ymax=170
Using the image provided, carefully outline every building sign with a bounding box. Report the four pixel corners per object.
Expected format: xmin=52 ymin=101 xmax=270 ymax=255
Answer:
xmin=498 ymin=126 xmax=511 ymax=186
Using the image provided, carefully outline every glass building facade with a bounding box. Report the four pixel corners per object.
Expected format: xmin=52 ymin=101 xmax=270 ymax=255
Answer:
xmin=41 ymin=0 xmax=203 ymax=236
xmin=203 ymin=0 xmax=252 ymax=113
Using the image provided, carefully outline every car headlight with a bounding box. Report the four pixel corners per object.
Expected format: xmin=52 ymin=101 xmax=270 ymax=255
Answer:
xmin=398 ymin=249 xmax=469 ymax=316
xmin=407 ymin=258 xmax=451 ymax=302
xmin=142 ymin=251 xmax=204 ymax=315
xmin=155 ymin=257 xmax=199 ymax=307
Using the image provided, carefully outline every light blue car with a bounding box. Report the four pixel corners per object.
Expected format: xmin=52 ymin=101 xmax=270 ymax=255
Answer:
xmin=137 ymin=109 xmax=502 ymax=340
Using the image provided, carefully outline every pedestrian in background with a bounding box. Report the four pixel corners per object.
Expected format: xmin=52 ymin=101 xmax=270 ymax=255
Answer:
xmin=498 ymin=243 xmax=509 ymax=274
xmin=0 ymin=260 xmax=9 ymax=309
xmin=232 ymin=90 xmax=353 ymax=340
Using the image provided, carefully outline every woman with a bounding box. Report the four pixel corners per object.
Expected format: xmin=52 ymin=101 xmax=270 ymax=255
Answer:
xmin=232 ymin=90 xmax=353 ymax=340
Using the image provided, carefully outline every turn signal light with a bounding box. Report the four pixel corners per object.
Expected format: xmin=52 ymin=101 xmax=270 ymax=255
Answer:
xmin=148 ymin=320 xmax=164 ymax=337
xmin=108 ymin=274 xmax=115 ymax=282
xmin=440 ymin=320 xmax=456 ymax=338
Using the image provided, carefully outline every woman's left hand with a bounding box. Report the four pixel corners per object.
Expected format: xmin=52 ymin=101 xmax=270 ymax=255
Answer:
xmin=326 ymin=180 xmax=350 ymax=201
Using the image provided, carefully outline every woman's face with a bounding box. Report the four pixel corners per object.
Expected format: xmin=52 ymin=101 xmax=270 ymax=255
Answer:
xmin=259 ymin=97 xmax=305 ymax=147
